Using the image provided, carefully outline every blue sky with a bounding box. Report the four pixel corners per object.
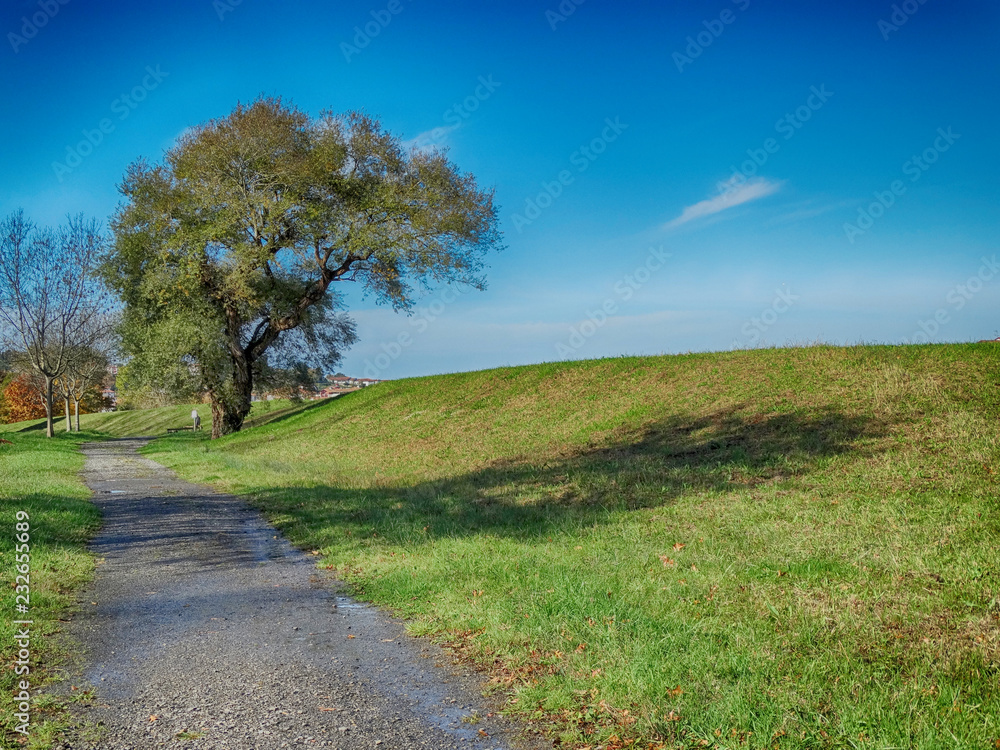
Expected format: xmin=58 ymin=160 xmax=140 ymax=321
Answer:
xmin=2 ymin=0 xmax=998 ymax=379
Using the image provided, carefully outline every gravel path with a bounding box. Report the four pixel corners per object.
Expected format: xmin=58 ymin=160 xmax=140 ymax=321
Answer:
xmin=55 ymin=438 xmax=548 ymax=750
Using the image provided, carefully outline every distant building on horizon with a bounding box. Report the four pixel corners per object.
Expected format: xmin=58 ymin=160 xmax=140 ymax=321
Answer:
xmin=315 ymin=375 xmax=383 ymax=400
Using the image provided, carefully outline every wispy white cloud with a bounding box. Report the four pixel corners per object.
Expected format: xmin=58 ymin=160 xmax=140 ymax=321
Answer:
xmin=403 ymin=124 xmax=460 ymax=152
xmin=665 ymin=177 xmax=782 ymax=229
xmin=762 ymin=199 xmax=852 ymax=228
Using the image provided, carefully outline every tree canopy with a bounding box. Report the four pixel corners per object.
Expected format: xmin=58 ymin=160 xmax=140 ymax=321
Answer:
xmin=105 ymin=98 xmax=504 ymax=437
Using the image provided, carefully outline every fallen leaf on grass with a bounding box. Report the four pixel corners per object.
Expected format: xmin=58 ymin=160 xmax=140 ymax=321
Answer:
xmin=659 ymin=555 xmax=675 ymax=567
xmin=673 ymin=543 xmax=685 ymax=551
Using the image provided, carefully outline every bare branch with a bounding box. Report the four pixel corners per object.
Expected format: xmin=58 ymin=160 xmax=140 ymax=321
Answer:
xmin=0 ymin=211 xmax=114 ymax=436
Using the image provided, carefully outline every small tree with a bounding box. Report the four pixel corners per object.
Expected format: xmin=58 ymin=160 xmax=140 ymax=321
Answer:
xmin=106 ymin=98 xmax=503 ymax=438
xmin=58 ymin=344 xmax=112 ymax=431
xmin=0 ymin=212 xmax=111 ymax=437
xmin=57 ymin=374 xmax=72 ymax=433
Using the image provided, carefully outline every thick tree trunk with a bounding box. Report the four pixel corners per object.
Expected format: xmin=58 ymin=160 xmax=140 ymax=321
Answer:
xmin=44 ymin=376 xmax=54 ymax=438
xmin=74 ymin=397 xmax=81 ymax=432
xmin=228 ymin=353 xmax=254 ymax=431
xmin=209 ymin=393 xmax=225 ymax=440
xmin=64 ymin=395 xmax=72 ymax=433
xmin=210 ymin=352 xmax=255 ymax=439
xmin=222 ymin=402 xmax=250 ymax=435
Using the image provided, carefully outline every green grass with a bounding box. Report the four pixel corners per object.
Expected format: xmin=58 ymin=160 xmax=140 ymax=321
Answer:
xmin=0 ymin=398 xmax=305 ymax=749
xmin=0 ymin=418 xmax=45 ymax=434
xmin=0 ymin=398 xmax=299 ymax=438
xmin=0 ymin=431 xmax=102 ymax=749
xmin=144 ymin=344 xmax=1000 ymax=749
xmin=4 ymin=346 xmax=998 ymax=748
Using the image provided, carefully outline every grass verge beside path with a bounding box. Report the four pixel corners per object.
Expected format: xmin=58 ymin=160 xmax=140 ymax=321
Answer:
xmin=0 ymin=400 xmax=303 ymax=748
xmin=0 ymin=432 xmax=102 ymax=749
xmin=146 ymin=344 xmax=1000 ymax=749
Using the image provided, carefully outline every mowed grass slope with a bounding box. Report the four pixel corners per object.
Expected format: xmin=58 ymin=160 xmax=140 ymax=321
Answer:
xmin=1 ymin=399 xmax=297 ymax=438
xmin=0 ymin=432 xmax=102 ymax=748
xmin=0 ymin=406 xmax=203 ymax=438
xmin=146 ymin=344 xmax=1000 ymax=749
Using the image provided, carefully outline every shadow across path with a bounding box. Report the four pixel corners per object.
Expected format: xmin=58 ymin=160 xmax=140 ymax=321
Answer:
xmin=56 ymin=438 xmax=545 ymax=750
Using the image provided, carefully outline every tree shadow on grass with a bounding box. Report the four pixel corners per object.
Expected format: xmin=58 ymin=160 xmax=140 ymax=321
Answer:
xmin=249 ymin=405 xmax=895 ymax=549
xmin=244 ymin=393 xmax=360 ymax=430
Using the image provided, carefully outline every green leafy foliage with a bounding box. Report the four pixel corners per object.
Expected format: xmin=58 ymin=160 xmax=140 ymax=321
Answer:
xmin=105 ymin=97 xmax=503 ymax=436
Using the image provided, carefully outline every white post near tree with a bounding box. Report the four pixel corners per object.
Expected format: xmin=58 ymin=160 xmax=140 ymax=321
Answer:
xmin=0 ymin=211 xmax=112 ymax=438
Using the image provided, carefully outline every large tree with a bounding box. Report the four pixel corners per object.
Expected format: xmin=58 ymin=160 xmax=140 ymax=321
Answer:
xmin=0 ymin=212 xmax=111 ymax=437
xmin=106 ymin=98 xmax=503 ymax=437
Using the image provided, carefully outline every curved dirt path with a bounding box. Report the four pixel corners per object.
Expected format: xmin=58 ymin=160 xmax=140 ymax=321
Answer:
xmin=56 ymin=438 xmax=547 ymax=750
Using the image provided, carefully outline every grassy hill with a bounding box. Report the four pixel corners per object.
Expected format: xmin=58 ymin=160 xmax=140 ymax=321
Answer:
xmin=3 ymin=344 xmax=998 ymax=747
xmin=139 ymin=344 xmax=1000 ymax=749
